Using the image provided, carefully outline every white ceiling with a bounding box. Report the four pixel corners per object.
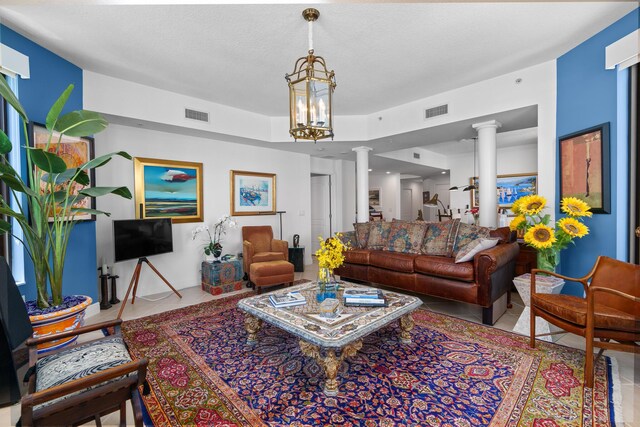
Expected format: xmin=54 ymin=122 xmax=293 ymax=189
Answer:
xmin=0 ymin=2 xmax=634 ymax=117
xmin=0 ymin=1 xmax=634 ymax=177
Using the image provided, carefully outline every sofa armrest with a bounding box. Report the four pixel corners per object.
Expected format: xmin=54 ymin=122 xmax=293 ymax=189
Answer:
xmin=272 ymin=239 xmax=289 ymax=261
xmin=474 ymin=242 xmax=520 ymax=306
xmin=243 ymin=240 xmax=255 ymax=277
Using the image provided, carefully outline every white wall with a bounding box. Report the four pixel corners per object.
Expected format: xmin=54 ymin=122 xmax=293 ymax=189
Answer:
xmin=309 ymin=157 xmax=356 ymax=234
xmin=369 ymin=173 xmax=401 ymax=220
xmin=449 ymin=142 xmax=538 ymax=220
xmin=95 ymin=124 xmax=312 ymax=298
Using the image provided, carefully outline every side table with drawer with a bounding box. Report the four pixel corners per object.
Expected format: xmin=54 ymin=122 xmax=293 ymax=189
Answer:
xmin=201 ymin=257 xmax=244 ymax=296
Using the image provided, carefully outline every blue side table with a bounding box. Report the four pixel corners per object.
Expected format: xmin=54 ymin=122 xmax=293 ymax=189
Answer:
xmin=201 ymin=257 xmax=244 ymax=296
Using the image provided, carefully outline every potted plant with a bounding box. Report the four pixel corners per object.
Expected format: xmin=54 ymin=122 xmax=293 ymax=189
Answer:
xmin=0 ymin=77 xmax=132 ymax=352
xmin=192 ymin=214 xmax=238 ymax=262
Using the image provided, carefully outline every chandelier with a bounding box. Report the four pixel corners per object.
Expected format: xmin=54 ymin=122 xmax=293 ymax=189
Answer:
xmin=285 ymin=8 xmax=336 ymax=142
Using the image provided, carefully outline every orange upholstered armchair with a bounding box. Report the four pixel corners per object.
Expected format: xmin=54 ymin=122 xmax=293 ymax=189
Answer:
xmin=242 ymin=226 xmax=289 ymax=280
xmin=529 ymin=256 xmax=639 ymax=388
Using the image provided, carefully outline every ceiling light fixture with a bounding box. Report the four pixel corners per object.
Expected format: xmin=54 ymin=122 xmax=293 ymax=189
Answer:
xmin=368 ymin=169 xmax=372 ymax=172
xmin=386 ymin=171 xmax=391 ymax=174
xmin=285 ymin=8 xmax=336 ymax=142
xmin=463 ymin=137 xmax=478 ymax=192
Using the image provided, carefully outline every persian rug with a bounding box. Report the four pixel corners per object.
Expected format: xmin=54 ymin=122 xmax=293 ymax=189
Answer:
xmin=122 ymin=290 xmax=621 ymax=427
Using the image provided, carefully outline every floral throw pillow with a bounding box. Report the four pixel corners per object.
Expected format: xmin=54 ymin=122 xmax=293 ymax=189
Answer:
xmin=455 ymin=238 xmax=500 ymax=263
xmin=385 ymin=221 xmax=429 ymax=253
xmin=421 ymin=219 xmax=460 ymax=256
xmin=452 ymin=223 xmax=490 ymax=255
xmin=366 ymin=221 xmax=392 ymax=250
xmin=353 ymin=223 xmax=371 ymax=249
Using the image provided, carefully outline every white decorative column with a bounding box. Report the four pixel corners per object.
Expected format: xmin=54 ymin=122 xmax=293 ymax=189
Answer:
xmin=353 ymin=146 xmax=373 ymax=223
xmin=472 ymin=120 xmax=501 ymax=227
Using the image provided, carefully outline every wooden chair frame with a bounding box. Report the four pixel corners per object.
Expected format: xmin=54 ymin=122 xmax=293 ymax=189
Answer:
xmin=529 ymin=257 xmax=640 ymax=388
xmin=20 ymin=318 xmax=148 ymax=427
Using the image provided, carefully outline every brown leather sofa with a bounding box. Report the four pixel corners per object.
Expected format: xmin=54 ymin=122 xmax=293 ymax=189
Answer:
xmin=335 ymin=226 xmax=519 ymax=325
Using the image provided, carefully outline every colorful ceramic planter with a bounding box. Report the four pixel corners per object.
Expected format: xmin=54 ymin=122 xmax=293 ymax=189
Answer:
xmin=28 ymin=295 xmax=92 ymax=354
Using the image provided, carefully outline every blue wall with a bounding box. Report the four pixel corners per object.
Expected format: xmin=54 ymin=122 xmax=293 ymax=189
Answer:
xmin=556 ymin=9 xmax=638 ymax=295
xmin=1 ymin=25 xmax=98 ymax=303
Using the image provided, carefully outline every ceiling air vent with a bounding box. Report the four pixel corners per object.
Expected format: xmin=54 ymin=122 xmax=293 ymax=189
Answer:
xmin=424 ymin=104 xmax=448 ymax=120
xmin=185 ymin=108 xmax=209 ymax=123
xmin=413 ymin=152 xmax=420 ymax=159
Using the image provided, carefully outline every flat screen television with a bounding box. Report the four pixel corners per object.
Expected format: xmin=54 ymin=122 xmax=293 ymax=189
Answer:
xmin=113 ymin=219 xmax=173 ymax=262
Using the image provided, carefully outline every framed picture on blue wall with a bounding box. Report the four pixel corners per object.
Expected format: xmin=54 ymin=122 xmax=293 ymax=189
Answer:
xmin=29 ymin=122 xmax=96 ymax=222
xmin=559 ymin=123 xmax=610 ymax=214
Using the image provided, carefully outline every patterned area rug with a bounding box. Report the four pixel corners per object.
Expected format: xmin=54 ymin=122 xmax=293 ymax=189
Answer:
xmin=122 ymin=290 xmax=619 ymax=426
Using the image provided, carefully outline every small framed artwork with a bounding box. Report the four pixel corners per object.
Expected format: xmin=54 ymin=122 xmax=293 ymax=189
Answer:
xmin=230 ymin=170 xmax=276 ymax=216
xmin=29 ymin=122 xmax=96 ymax=221
xmin=134 ymin=157 xmax=203 ymax=223
xmin=369 ymin=188 xmax=381 ymax=209
xmin=470 ymin=173 xmax=538 ymax=209
xmin=559 ymin=123 xmax=610 ymax=214
xmin=422 ymin=191 xmax=431 ymax=204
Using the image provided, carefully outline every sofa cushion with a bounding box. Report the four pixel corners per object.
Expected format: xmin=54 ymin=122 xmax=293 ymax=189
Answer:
xmin=344 ymin=249 xmax=372 ymax=265
xmin=452 ymin=223 xmax=490 ymax=255
xmin=415 ymin=255 xmax=474 ymax=282
xmin=353 ymin=223 xmax=371 ymax=249
xmin=489 ymin=227 xmax=514 ymax=243
xmin=366 ymin=221 xmax=392 ymax=250
xmin=370 ymin=251 xmax=417 ymax=273
xmin=385 ymin=221 xmax=429 ymax=254
xmin=421 ymin=219 xmax=459 ymax=256
xmin=455 ymin=238 xmax=500 ymax=263
xmin=338 ymin=231 xmax=357 ymax=248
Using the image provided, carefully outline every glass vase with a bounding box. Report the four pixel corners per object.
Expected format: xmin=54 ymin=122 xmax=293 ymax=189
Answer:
xmin=317 ymin=267 xmax=336 ymax=302
xmin=536 ymin=250 xmax=559 ymax=273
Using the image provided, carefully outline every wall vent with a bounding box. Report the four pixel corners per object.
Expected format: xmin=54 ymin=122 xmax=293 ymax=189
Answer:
xmin=424 ymin=104 xmax=448 ymax=120
xmin=413 ymin=152 xmax=420 ymax=159
xmin=185 ymin=108 xmax=209 ymax=123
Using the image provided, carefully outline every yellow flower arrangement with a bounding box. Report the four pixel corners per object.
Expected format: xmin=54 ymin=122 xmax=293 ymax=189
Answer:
xmin=509 ymin=195 xmax=591 ymax=271
xmin=315 ymin=232 xmax=349 ymax=272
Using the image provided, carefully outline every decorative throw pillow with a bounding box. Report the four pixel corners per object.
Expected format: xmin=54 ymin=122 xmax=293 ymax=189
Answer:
xmin=353 ymin=223 xmax=371 ymax=249
xmin=455 ymin=238 xmax=500 ymax=263
xmin=338 ymin=231 xmax=357 ymax=249
xmin=452 ymin=223 xmax=490 ymax=255
xmin=385 ymin=221 xmax=429 ymax=253
xmin=421 ymin=219 xmax=460 ymax=256
xmin=366 ymin=221 xmax=392 ymax=250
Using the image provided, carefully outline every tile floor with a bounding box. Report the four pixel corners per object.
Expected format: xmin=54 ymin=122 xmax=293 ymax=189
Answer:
xmin=2 ymin=264 xmax=638 ymax=426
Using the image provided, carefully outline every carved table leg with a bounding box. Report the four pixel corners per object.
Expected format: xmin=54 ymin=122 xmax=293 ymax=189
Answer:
xmin=244 ymin=314 xmax=262 ymax=344
xmin=399 ymin=313 xmax=415 ymax=344
xmin=299 ymin=340 xmax=363 ymax=396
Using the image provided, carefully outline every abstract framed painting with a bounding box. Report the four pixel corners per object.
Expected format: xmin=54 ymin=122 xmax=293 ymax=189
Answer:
xmin=469 ymin=173 xmax=538 ymax=209
xmin=559 ymin=123 xmax=610 ymax=214
xmin=134 ymin=157 xmax=203 ymax=223
xmin=29 ymin=122 xmax=96 ymax=222
xmin=230 ymin=170 xmax=276 ymax=216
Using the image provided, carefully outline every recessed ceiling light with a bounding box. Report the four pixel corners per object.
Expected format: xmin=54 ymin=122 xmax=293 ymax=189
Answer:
xmin=340 ymin=151 xmax=348 ymax=154
xmin=368 ymin=169 xmax=372 ymax=172
xmin=441 ymin=171 xmax=447 ymax=174
xmin=386 ymin=171 xmax=391 ymax=174
xmin=317 ymin=148 xmax=325 ymax=151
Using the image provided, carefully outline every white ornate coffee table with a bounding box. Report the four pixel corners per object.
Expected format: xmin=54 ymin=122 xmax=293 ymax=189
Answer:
xmin=237 ymin=281 xmax=422 ymax=396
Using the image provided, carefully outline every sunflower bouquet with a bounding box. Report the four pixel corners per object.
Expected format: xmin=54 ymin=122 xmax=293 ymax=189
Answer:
xmin=509 ymin=195 xmax=591 ymax=271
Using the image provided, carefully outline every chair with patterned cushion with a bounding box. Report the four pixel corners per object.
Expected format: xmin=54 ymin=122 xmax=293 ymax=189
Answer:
xmin=242 ymin=226 xmax=288 ymax=283
xmin=0 ymin=257 xmax=148 ymax=426
xmin=529 ymin=256 xmax=639 ymax=388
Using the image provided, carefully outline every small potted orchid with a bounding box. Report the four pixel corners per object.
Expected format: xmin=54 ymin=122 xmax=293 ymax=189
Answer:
xmin=192 ymin=215 xmax=238 ymax=262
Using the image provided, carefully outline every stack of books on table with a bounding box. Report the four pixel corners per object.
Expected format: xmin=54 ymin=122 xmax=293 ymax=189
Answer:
xmin=269 ymin=291 xmax=306 ymax=308
xmin=342 ymin=288 xmax=387 ymax=307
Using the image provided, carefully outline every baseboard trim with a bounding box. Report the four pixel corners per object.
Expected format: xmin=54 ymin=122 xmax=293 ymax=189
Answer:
xmin=85 ymin=302 xmax=100 ymax=319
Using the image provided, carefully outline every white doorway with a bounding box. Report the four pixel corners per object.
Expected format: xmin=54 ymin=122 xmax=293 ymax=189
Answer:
xmin=401 ymin=189 xmax=413 ymax=221
xmin=311 ymin=175 xmax=331 ymax=253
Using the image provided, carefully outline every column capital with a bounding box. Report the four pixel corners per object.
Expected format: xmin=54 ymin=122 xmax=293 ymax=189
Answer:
xmin=472 ymin=120 xmax=502 ymax=131
xmin=352 ymin=146 xmax=373 ymax=153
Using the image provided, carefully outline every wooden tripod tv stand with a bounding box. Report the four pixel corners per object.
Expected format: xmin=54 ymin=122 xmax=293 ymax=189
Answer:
xmin=117 ymin=257 xmax=182 ymax=319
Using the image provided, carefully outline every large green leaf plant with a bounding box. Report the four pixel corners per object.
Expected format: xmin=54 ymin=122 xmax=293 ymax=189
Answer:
xmin=0 ymin=76 xmax=132 ymax=309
